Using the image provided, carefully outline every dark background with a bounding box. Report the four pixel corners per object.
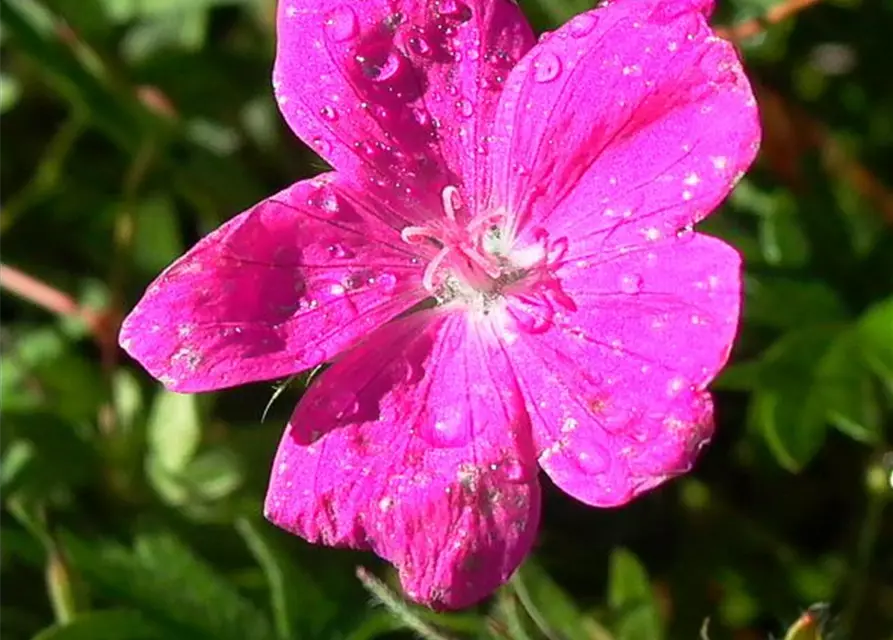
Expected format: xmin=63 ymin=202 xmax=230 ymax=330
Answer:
xmin=2 ymin=1 xmax=891 ymax=639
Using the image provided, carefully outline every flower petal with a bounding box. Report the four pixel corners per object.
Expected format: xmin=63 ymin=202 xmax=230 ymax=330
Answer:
xmin=119 ymin=174 xmax=425 ymax=392
xmin=274 ymin=0 xmax=534 ymax=222
xmin=487 ymin=0 xmax=759 ymax=248
xmin=505 ymin=233 xmax=739 ymax=506
xmin=265 ymin=310 xmax=539 ymax=608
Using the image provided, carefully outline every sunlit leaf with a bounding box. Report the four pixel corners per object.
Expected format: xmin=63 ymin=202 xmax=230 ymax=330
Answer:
xmin=607 ymin=549 xmax=662 ymax=640
xmin=146 ymin=390 xmax=201 ymax=473
xmin=857 ymin=296 xmax=893 ymax=386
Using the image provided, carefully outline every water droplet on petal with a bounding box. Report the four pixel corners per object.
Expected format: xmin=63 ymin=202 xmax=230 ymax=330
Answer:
xmin=676 ymin=225 xmax=695 ymax=243
xmin=324 ymin=6 xmax=359 ymax=42
xmin=382 ymin=12 xmax=404 ymax=32
xmin=533 ymin=51 xmax=562 ymax=83
xmin=438 ymin=0 xmax=472 ymax=23
xmin=619 ymin=274 xmax=643 ymax=294
xmin=408 ymin=35 xmax=432 ymax=56
xmin=377 ymin=272 xmax=398 ymax=293
xmin=425 ymin=414 xmax=467 ymax=447
xmin=308 ymin=187 xmax=341 ymax=217
xmin=319 ymin=105 xmax=338 ymax=121
xmin=410 ymin=107 xmax=430 ymax=127
xmin=356 ymin=51 xmax=404 ymax=82
xmin=568 ymin=13 xmax=598 ymax=38
xmin=455 ymin=98 xmax=474 ymax=118
xmin=311 ymin=137 xmax=331 ymax=154
xmin=575 ymin=442 xmax=609 ymax=474
xmin=327 ymin=243 xmax=354 ymax=259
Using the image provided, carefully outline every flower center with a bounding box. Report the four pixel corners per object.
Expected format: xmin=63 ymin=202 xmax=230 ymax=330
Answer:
xmin=401 ymin=186 xmax=513 ymax=297
xmin=402 ymin=186 xmax=569 ymax=317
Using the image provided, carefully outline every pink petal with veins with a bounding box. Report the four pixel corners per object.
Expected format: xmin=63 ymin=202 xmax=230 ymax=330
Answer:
xmin=265 ymin=310 xmax=540 ymax=608
xmin=487 ymin=0 xmax=759 ymax=250
xmin=504 ymin=233 xmax=739 ymax=506
xmin=120 ymin=174 xmax=424 ymax=392
xmin=274 ymin=0 xmax=534 ymax=226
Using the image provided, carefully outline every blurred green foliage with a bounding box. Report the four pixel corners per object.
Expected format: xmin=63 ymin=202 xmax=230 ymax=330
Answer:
xmin=2 ymin=0 xmax=892 ymax=638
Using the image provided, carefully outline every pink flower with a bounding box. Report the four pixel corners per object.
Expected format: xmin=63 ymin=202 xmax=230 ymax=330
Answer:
xmin=120 ymin=0 xmax=760 ymax=609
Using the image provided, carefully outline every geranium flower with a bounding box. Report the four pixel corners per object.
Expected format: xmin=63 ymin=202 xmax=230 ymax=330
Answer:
xmin=120 ymin=0 xmax=760 ymax=609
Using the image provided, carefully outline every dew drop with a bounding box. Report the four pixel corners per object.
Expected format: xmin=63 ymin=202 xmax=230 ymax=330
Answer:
xmin=438 ymin=0 xmax=472 ymax=23
xmin=356 ymin=51 xmax=404 ymax=83
xmin=327 ymin=243 xmax=354 ymax=259
xmin=568 ymin=13 xmax=598 ymax=38
xmin=455 ymin=98 xmax=474 ymax=118
xmin=676 ymin=224 xmax=695 ymax=239
xmin=324 ymin=6 xmax=359 ymax=42
xmin=410 ymin=107 xmax=430 ymax=127
xmin=311 ymin=137 xmax=331 ymax=154
xmin=667 ymin=376 xmax=686 ymax=397
xmin=382 ymin=12 xmax=404 ymax=32
xmin=309 ymin=188 xmax=341 ymax=217
xmin=575 ymin=443 xmax=609 ymax=474
xmin=377 ymin=272 xmax=398 ymax=293
xmin=408 ymin=35 xmax=432 ymax=56
xmin=424 ymin=415 xmax=467 ymax=448
xmin=619 ymin=274 xmax=643 ymax=294
xmin=319 ymin=105 xmax=338 ymax=121
xmin=533 ymin=51 xmax=562 ymax=83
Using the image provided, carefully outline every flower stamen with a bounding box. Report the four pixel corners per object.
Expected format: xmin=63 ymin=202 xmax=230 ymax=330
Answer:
xmin=441 ymin=185 xmax=462 ymax=222
xmin=422 ymin=246 xmax=452 ymax=292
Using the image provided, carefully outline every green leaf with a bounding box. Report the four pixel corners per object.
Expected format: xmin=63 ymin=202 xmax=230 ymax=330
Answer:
xmin=523 ymin=0 xmax=591 ymax=27
xmin=1 ymin=0 xmax=145 ymax=150
xmin=856 ymin=297 xmax=893 ymax=386
xmin=146 ymin=390 xmax=201 ymax=473
xmin=0 ymin=412 xmax=97 ymax=503
xmin=2 ymin=327 xmax=105 ymax=421
xmin=607 ymin=549 xmax=662 ymax=640
xmin=101 ymin=0 xmax=248 ymax=23
xmin=341 ymin=611 xmax=402 ymax=640
xmin=122 ymin=11 xmax=209 ymax=62
xmin=751 ymin=327 xmax=839 ymax=471
xmin=753 ymin=323 xmax=883 ymax=469
xmin=236 ymin=518 xmax=336 ymax=640
xmin=1 ymin=72 xmax=22 ymax=112
xmin=112 ymin=369 xmax=144 ymax=433
xmin=63 ymin=532 xmax=274 ymax=640
xmin=819 ymin=329 xmax=882 ymax=444
xmin=32 ymin=610 xmax=169 ymax=640
xmin=744 ymin=276 xmax=847 ymax=329
xmin=512 ymin=558 xmax=606 ymax=640
xmin=759 ymin=201 xmax=810 ymax=267
xmin=132 ymin=195 xmax=184 ymax=274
